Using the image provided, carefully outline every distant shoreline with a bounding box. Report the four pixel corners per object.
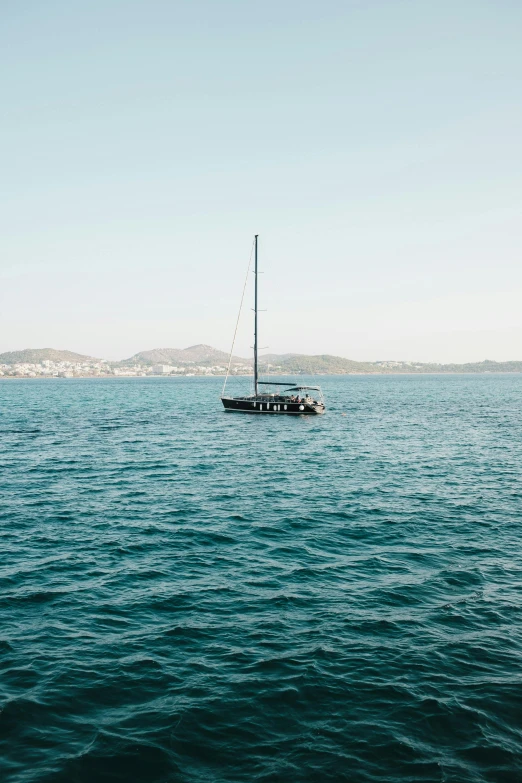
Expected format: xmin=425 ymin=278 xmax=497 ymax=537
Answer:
xmin=2 ymin=346 xmax=522 ymax=378
xmin=2 ymin=371 xmax=522 ymax=380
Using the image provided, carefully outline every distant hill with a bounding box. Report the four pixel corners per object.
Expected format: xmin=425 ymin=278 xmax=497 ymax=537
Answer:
xmin=260 ymin=355 xmax=522 ymax=374
xmin=259 ymin=353 xmax=376 ymax=374
xmin=123 ymin=344 xmax=244 ymax=367
xmin=0 ymin=348 xmax=99 ymax=365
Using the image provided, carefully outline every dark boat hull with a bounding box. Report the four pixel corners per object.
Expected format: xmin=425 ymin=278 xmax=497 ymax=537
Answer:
xmin=221 ymin=397 xmax=325 ymax=415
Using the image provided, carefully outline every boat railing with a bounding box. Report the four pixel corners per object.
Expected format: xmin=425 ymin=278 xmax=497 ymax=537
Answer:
xmin=226 ymin=394 xmax=323 ymax=404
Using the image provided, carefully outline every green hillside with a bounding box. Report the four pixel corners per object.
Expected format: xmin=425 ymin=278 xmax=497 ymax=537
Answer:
xmin=260 ymin=355 xmax=522 ymax=374
xmin=259 ymin=354 xmax=376 ymax=374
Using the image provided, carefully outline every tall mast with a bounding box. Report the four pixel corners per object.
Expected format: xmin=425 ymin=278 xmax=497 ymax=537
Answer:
xmin=254 ymin=234 xmax=259 ymax=396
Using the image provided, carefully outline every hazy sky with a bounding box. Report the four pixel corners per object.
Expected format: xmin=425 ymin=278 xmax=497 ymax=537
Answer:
xmin=1 ymin=0 xmax=521 ymax=362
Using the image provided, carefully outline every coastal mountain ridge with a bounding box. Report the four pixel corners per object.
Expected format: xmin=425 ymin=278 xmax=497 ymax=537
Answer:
xmin=1 ymin=346 xmax=522 ymax=373
xmin=0 ymin=348 xmax=98 ymax=364
xmin=122 ymin=345 xmax=242 ymax=367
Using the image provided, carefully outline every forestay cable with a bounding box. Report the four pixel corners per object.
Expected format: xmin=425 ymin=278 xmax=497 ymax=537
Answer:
xmin=221 ymin=238 xmax=255 ymax=397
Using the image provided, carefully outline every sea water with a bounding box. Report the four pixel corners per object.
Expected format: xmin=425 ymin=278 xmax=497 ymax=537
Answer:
xmin=1 ymin=375 xmax=521 ymax=782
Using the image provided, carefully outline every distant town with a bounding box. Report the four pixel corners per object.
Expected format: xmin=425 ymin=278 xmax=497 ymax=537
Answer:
xmin=1 ymin=345 xmax=522 ymax=377
xmin=0 ymin=346 xmax=249 ymax=378
xmin=0 ymin=359 xmax=251 ymax=379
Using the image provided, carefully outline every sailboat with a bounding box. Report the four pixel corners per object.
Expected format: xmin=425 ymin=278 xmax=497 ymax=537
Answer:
xmin=221 ymin=235 xmax=326 ymax=415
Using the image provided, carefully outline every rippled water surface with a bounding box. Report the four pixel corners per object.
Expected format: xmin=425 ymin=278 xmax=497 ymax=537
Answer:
xmin=1 ymin=375 xmax=522 ymax=782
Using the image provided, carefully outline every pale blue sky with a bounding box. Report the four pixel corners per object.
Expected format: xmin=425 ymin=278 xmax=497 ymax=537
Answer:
xmin=1 ymin=0 xmax=521 ymax=361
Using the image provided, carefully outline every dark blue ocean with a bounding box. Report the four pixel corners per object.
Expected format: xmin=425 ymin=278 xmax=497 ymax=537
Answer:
xmin=1 ymin=375 xmax=522 ymax=782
